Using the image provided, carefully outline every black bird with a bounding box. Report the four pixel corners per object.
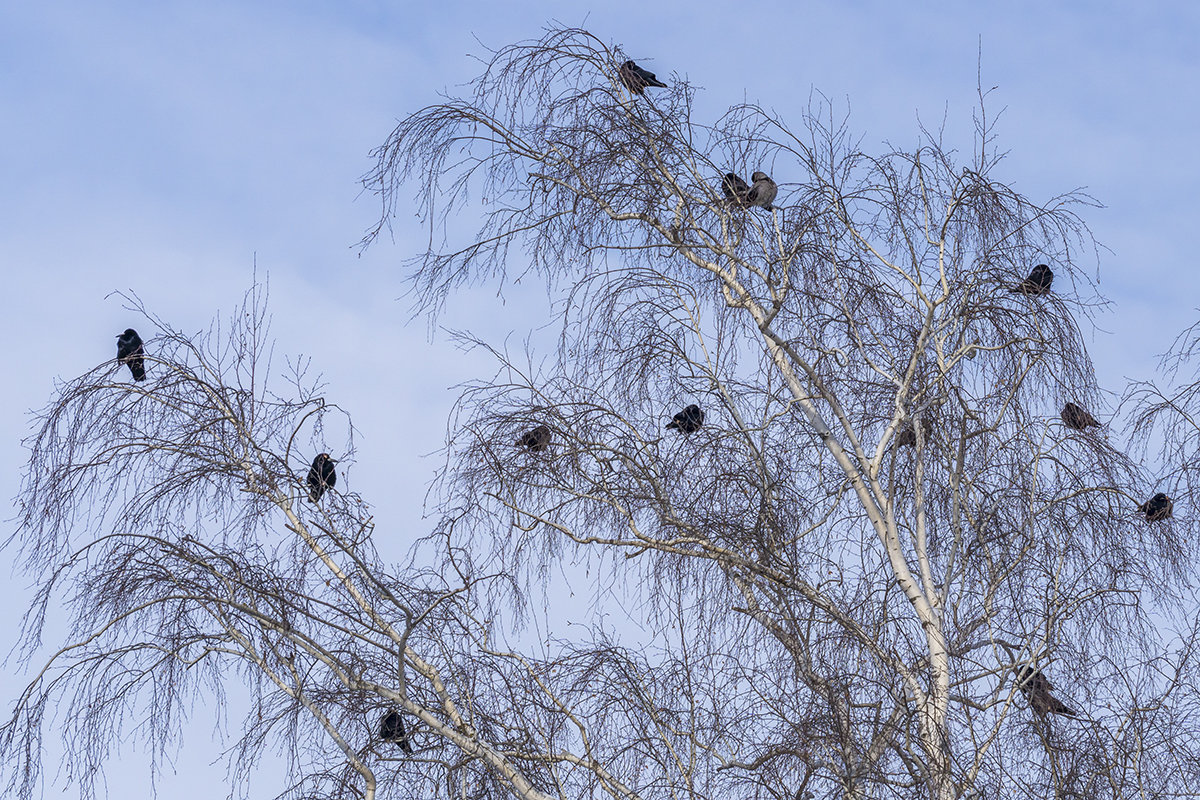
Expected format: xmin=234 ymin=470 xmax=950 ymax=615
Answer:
xmin=116 ymin=328 xmax=146 ymax=381
xmin=1015 ymin=667 xmax=1077 ymax=717
xmin=747 ymin=172 xmax=778 ymax=211
xmin=380 ymin=710 xmax=413 ymax=754
xmin=896 ymin=417 xmax=933 ymax=447
xmin=1061 ymin=402 xmax=1100 ymax=431
xmin=307 ymin=453 xmax=337 ymax=502
xmin=517 ymin=424 xmax=552 ymax=453
xmin=1010 ymin=264 xmax=1053 ymax=295
xmin=666 ymin=404 xmax=704 ymax=434
xmin=1139 ymin=492 xmax=1173 ymax=522
xmin=618 ymin=60 xmax=667 ymax=95
xmin=722 ymin=172 xmax=750 ymax=205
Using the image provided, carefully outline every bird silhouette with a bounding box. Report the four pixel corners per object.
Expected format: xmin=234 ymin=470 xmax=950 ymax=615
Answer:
xmin=666 ymin=404 xmax=704 ymax=434
xmin=722 ymin=172 xmax=750 ymax=205
xmin=517 ymin=424 xmax=552 ymax=452
xmin=1010 ymin=264 xmax=1053 ymax=295
xmin=747 ymin=172 xmax=778 ymax=211
xmin=116 ymin=328 xmax=146 ymax=382
xmin=1061 ymin=402 xmax=1100 ymax=431
xmin=307 ymin=453 xmax=337 ymax=502
xmin=380 ymin=710 xmax=413 ymax=754
xmin=618 ymin=60 xmax=668 ymax=95
xmin=1139 ymin=492 xmax=1173 ymax=522
xmin=1015 ymin=667 xmax=1077 ymax=717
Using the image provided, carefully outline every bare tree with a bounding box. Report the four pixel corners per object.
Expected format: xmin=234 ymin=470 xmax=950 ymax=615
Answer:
xmin=6 ymin=25 xmax=1200 ymax=800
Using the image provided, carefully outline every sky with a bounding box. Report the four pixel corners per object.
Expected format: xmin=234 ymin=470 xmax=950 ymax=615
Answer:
xmin=3 ymin=1 xmax=1199 ymax=797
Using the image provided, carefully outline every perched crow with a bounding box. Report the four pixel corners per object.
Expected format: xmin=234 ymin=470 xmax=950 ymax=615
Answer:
xmin=307 ymin=453 xmax=337 ymax=502
xmin=517 ymin=424 xmax=552 ymax=453
xmin=618 ymin=60 xmax=667 ymax=95
xmin=896 ymin=417 xmax=933 ymax=447
xmin=1139 ymin=492 xmax=1173 ymax=522
xmin=1016 ymin=667 xmax=1077 ymax=717
xmin=722 ymin=172 xmax=750 ymax=205
xmin=666 ymin=404 xmax=704 ymax=434
xmin=1061 ymin=402 xmax=1100 ymax=431
xmin=116 ymin=328 xmax=146 ymax=381
xmin=1010 ymin=264 xmax=1053 ymax=295
xmin=747 ymin=172 xmax=778 ymax=211
xmin=380 ymin=710 xmax=413 ymax=754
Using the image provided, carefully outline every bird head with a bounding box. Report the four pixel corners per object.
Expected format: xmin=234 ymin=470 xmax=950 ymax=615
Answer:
xmin=1014 ymin=666 xmax=1038 ymax=684
xmin=751 ymin=171 xmax=770 ymax=182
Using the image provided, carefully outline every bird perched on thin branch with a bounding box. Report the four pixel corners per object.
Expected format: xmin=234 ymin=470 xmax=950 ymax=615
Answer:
xmin=666 ymin=404 xmax=704 ymax=434
xmin=722 ymin=172 xmax=750 ymax=205
xmin=1015 ymin=666 xmax=1077 ymax=717
xmin=307 ymin=453 xmax=337 ymax=502
xmin=1061 ymin=402 xmax=1100 ymax=431
xmin=517 ymin=424 xmax=552 ymax=453
xmin=1010 ymin=264 xmax=1053 ymax=295
xmin=116 ymin=328 xmax=146 ymax=381
xmin=1139 ymin=492 xmax=1173 ymax=522
xmin=380 ymin=710 xmax=413 ymax=754
xmin=618 ymin=60 xmax=667 ymax=95
xmin=747 ymin=172 xmax=778 ymax=211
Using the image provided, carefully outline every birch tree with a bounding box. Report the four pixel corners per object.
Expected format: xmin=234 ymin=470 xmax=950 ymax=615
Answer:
xmin=5 ymin=25 xmax=1199 ymax=800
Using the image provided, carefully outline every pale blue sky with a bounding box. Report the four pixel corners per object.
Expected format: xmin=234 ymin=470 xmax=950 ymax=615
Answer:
xmin=3 ymin=2 xmax=1198 ymax=796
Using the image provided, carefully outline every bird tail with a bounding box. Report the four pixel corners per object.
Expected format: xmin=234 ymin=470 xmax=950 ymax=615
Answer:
xmin=1053 ymin=701 xmax=1078 ymax=717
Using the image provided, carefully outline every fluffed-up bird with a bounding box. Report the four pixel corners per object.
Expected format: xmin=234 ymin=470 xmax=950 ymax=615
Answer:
xmin=618 ymin=60 xmax=668 ymax=95
xmin=1015 ymin=666 xmax=1077 ymax=717
xmin=1061 ymin=402 xmax=1100 ymax=431
xmin=722 ymin=172 xmax=750 ymax=205
xmin=380 ymin=710 xmax=413 ymax=754
xmin=747 ymin=172 xmax=778 ymax=211
xmin=1139 ymin=492 xmax=1173 ymax=522
xmin=307 ymin=453 xmax=337 ymax=502
xmin=116 ymin=328 xmax=146 ymax=381
xmin=517 ymin=424 xmax=552 ymax=452
xmin=1010 ymin=264 xmax=1053 ymax=295
xmin=666 ymin=404 xmax=704 ymax=434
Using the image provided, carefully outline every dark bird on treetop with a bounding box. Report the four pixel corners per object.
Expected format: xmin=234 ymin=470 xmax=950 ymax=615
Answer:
xmin=307 ymin=453 xmax=337 ymax=503
xmin=1010 ymin=264 xmax=1053 ymax=295
xmin=1139 ymin=492 xmax=1173 ymax=522
xmin=666 ymin=404 xmax=704 ymax=434
xmin=722 ymin=172 xmax=750 ymax=205
xmin=618 ymin=60 xmax=667 ymax=95
xmin=380 ymin=710 xmax=413 ymax=754
xmin=1015 ymin=666 xmax=1077 ymax=717
xmin=747 ymin=172 xmax=778 ymax=211
xmin=1061 ymin=402 xmax=1100 ymax=431
xmin=517 ymin=424 xmax=552 ymax=453
xmin=116 ymin=328 xmax=146 ymax=382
